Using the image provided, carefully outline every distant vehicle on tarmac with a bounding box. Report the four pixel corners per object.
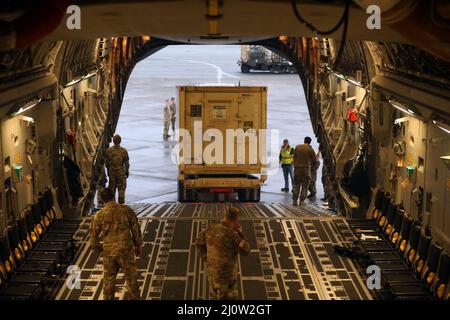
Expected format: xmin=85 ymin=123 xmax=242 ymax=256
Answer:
xmin=238 ymin=45 xmax=296 ymax=73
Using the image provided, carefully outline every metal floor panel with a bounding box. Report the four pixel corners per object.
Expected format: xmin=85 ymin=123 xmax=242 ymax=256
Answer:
xmin=56 ymin=203 xmax=372 ymax=300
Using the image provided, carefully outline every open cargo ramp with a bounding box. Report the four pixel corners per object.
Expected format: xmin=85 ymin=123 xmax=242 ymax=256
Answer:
xmin=56 ymin=203 xmax=373 ymax=300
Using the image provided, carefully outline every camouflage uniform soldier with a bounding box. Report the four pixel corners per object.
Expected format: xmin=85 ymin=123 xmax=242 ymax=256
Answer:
xmin=105 ymin=134 xmax=130 ymax=204
xmin=89 ymin=188 xmax=143 ymax=300
xmin=169 ymin=97 xmax=176 ymax=132
xmin=163 ymin=99 xmax=171 ymax=138
xmin=196 ymin=207 xmax=250 ymax=300
xmin=293 ymin=137 xmax=318 ymax=206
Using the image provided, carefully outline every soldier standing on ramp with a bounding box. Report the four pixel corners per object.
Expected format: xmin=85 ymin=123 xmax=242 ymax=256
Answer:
xmin=196 ymin=207 xmax=250 ymax=300
xmin=89 ymin=188 xmax=143 ymax=300
xmin=293 ymin=136 xmax=318 ymax=206
xmin=105 ymin=134 xmax=130 ymax=204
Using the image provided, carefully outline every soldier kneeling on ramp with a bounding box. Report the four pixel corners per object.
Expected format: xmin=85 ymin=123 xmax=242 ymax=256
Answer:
xmin=89 ymin=188 xmax=143 ymax=300
xmin=196 ymin=207 xmax=250 ymax=300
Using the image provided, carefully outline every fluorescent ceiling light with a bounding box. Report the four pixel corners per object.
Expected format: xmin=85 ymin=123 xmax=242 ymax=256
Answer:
xmin=19 ymin=115 xmax=34 ymax=123
xmin=325 ymin=66 xmax=365 ymax=88
xmin=394 ymin=116 xmax=409 ymax=124
xmin=433 ymin=120 xmax=450 ymax=134
xmin=441 ymin=155 xmax=450 ymax=169
xmin=83 ymin=71 xmax=97 ymax=80
xmin=64 ymin=69 xmax=98 ymax=87
xmin=388 ymin=99 xmax=416 ymax=117
xmin=347 ymin=78 xmax=363 ymax=87
xmin=11 ymin=98 xmax=42 ymax=116
xmin=64 ymin=77 xmax=82 ymax=87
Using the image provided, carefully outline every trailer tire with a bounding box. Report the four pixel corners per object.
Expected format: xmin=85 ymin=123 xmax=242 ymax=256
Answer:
xmin=241 ymin=64 xmax=250 ymax=73
xmin=237 ymin=189 xmax=247 ymax=202
xmin=178 ymin=182 xmax=195 ymax=202
xmin=177 ymin=181 xmax=185 ymax=202
xmin=255 ymin=187 xmax=261 ymax=202
xmin=238 ymin=188 xmax=260 ymax=202
xmin=249 ymin=187 xmax=261 ymax=202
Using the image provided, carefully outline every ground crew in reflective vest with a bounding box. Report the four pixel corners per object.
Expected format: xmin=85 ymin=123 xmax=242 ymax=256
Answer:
xmin=89 ymin=188 xmax=143 ymax=300
xmin=293 ymin=136 xmax=317 ymax=206
xmin=196 ymin=207 xmax=250 ymax=300
xmin=105 ymin=134 xmax=130 ymax=204
xmin=279 ymin=139 xmax=294 ymax=192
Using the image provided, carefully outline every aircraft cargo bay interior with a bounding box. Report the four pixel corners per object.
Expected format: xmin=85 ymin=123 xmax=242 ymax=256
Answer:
xmin=0 ymin=0 xmax=449 ymax=305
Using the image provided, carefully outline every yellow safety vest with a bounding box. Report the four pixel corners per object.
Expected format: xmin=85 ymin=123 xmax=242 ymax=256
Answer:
xmin=280 ymin=147 xmax=293 ymax=165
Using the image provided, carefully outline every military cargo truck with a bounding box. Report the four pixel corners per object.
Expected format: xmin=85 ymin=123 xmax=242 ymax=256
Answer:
xmin=238 ymin=45 xmax=296 ymax=73
xmin=177 ymin=86 xmax=268 ymax=202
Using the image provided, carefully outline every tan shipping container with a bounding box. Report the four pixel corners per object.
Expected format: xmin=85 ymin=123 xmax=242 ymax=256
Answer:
xmin=177 ymin=85 xmax=267 ymax=202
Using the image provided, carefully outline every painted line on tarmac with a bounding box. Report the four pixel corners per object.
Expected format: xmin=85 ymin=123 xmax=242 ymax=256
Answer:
xmin=182 ymin=59 xmax=241 ymax=83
